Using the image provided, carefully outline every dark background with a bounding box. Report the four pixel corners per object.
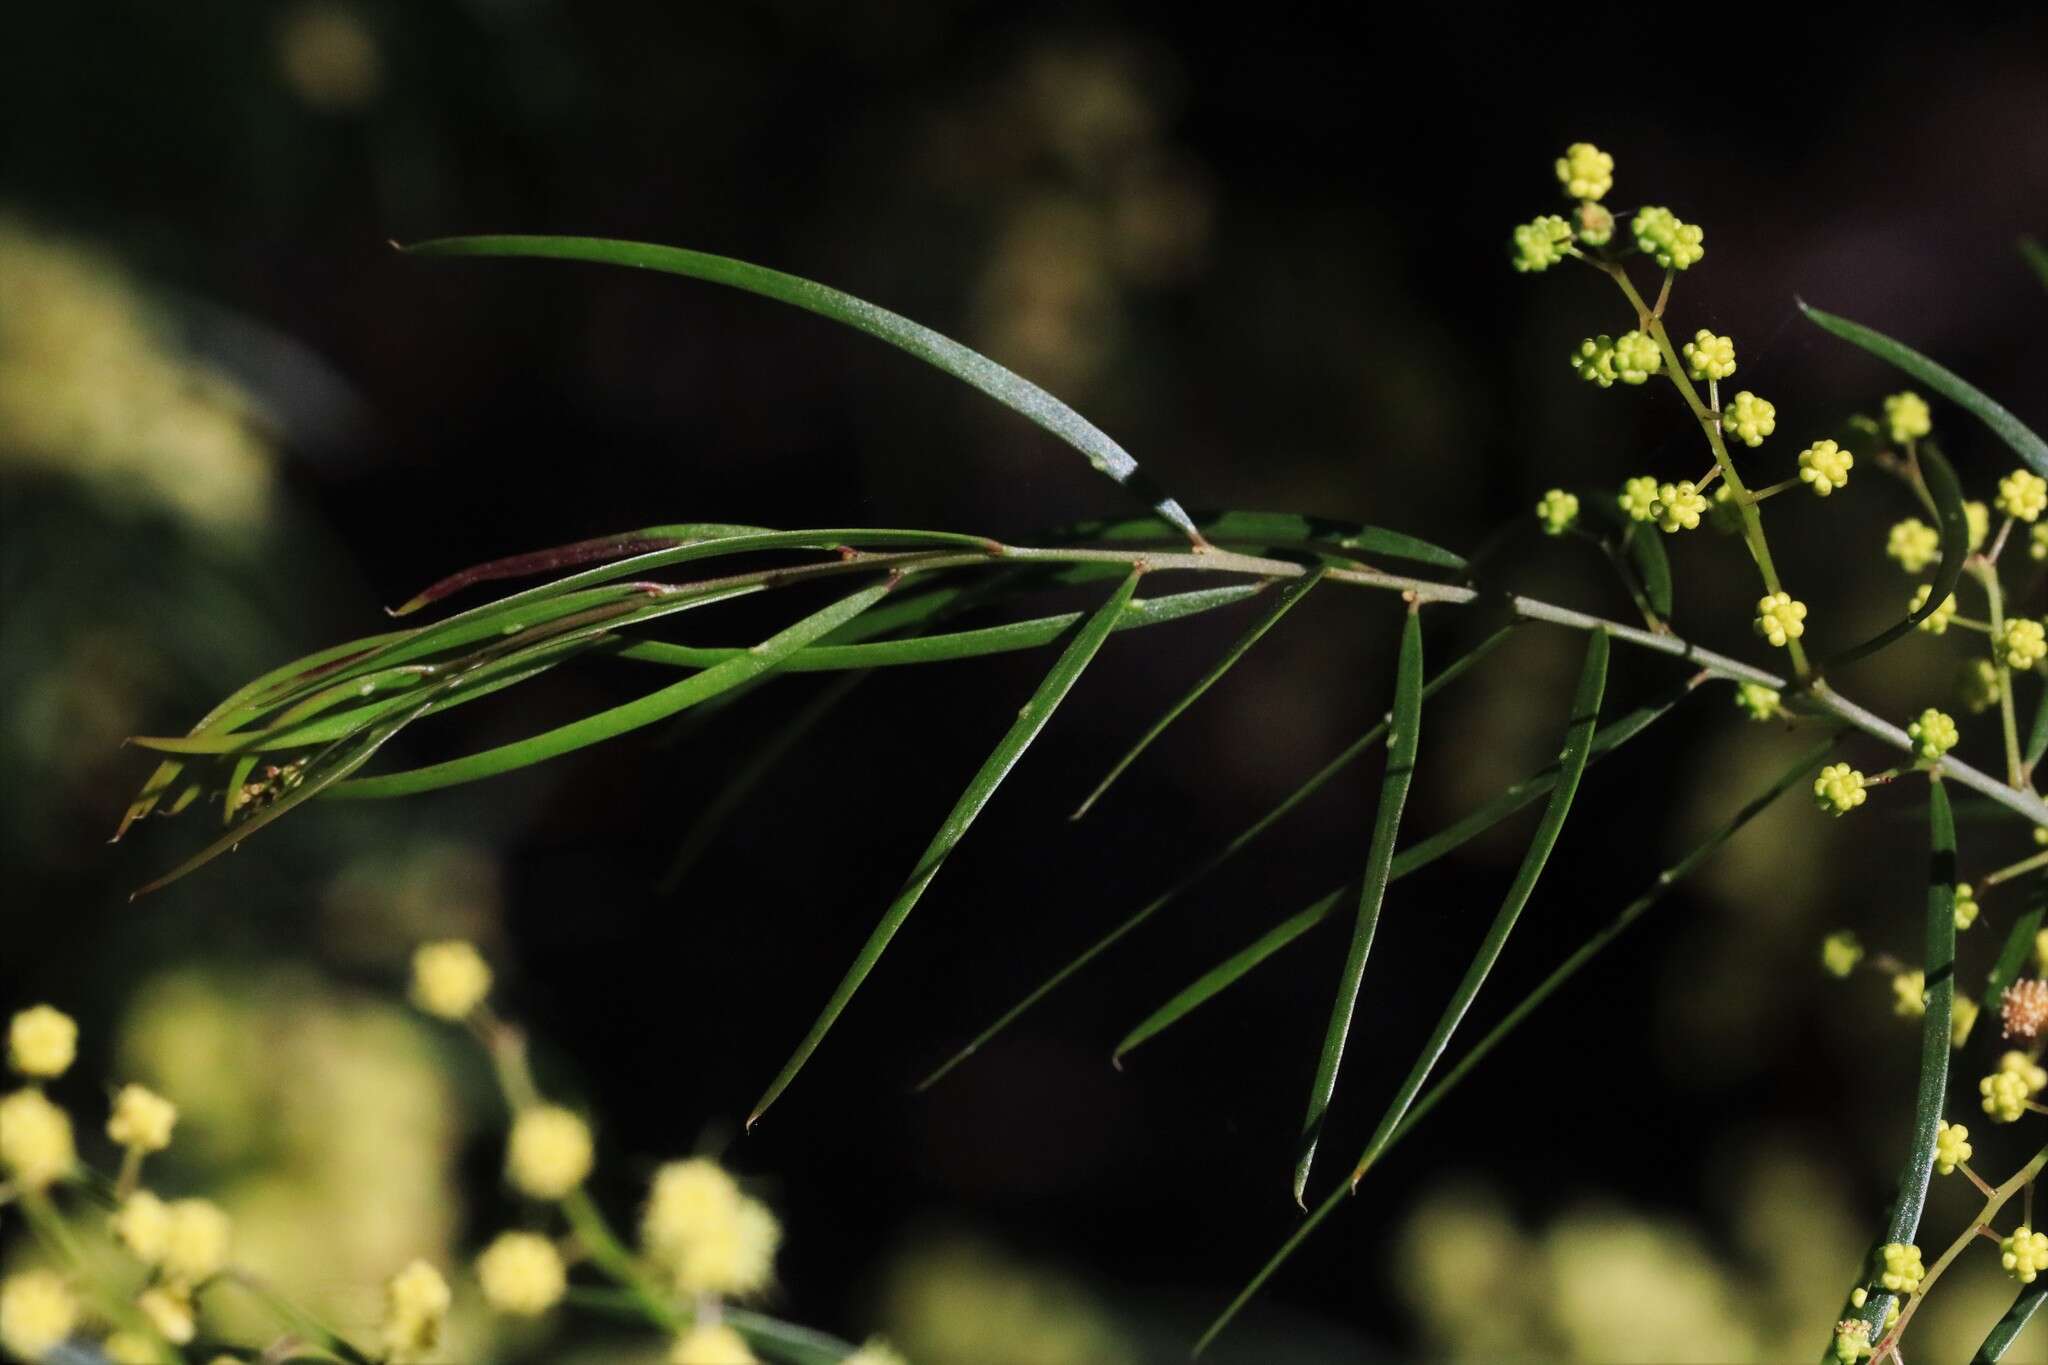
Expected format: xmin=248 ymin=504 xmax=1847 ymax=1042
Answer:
xmin=5 ymin=2 xmax=2048 ymax=1360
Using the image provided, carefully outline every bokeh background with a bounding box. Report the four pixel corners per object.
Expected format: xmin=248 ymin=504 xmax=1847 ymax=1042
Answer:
xmin=6 ymin=2 xmax=2048 ymax=1360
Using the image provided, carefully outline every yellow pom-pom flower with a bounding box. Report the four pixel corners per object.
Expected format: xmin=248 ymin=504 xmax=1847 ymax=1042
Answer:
xmin=1535 ymin=489 xmax=1579 ymax=536
xmin=1934 ymin=1121 xmax=1974 ymax=1174
xmin=7 ymin=1007 xmax=76 ymax=1080
xmin=2002 ymin=1225 xmax=2048 ymax=1284
xmin=1798 ymin=440 xmax=1854 ymax=496
xmin=1884 ymin=392 xmax=1932 ymax=446
xmin=0 ymin=1088 xmax=74 ymax=1191
xmin=1910 ymin=584 xmax=1957 ymax=634
xmin=1652 ymin=480 xmax=1707 ymax=532
xmin=162 ymin=1198 xmax=232 ymax=1287
xmin=1877 ymin=1242 xmax=1924 ymax=1294
xmin=1955 ymin=882 xmax=1979 ymax=931
xmin=107 ymin=1083 xmax=177 ymax=1153
xmin=1755 ymin=592 xmax=1808 ymax=648
xmin=670 ymin=1323 xmax=759 ymax=1365
xmin=1721 ymin=391 xmax=1776 ymax=447
xmin=1820 ymin=930 xmax=1863 ymax=978
xmin=1907 ymin=708 xmax=1958 ymax=761
xmin=1618 ymin=476 xmax=1660 ymax=522
xmin=1681 ymin=330 xmax=1736 ymax=382
xmin=1612 ymin=330 xmax=1663 ymax=385
xmin=1735 ymin=681 xmax=1783 ymax=722
xmin=1999 ymin=618 xmax=2047 ymax=671
xmin=1981 ymin=1070 xmax=2031 ymax=1123
xmin=2001 ymin=1049 xmax=2047 ymax=1092
xmin=382 ymin=1260 xmax=452 ymax=1364
xmin=1832 ymin=1318 xmax=1872 ymax=1364
xmin=1952 ymin=995 xmax=1981 ymax=1046
xmin=642 ymin=1158 xmax=781 ymax=1299
xmin=1997 ymin=469 xmax=2048 ymax=523
xmin=410 ymin=940 xmax=493 ymax=1020
xmin=0 ymin=1271 xmax=78 ymax=1363
xmin=476 ymin=1231 xmax=567 ymax=1317
xmin=1887 ymin=519 xmax=1941 ymax=573
xmin=1631 ymin=206 xmax=1705 ymax=270
xmin=112 ymin=1190 xmax=173 ymax=1264
xmin=1891 ymin=969 xmax=1925 ymax=1016
xmin=507 ymin=1105 xmax=594 ymax=1200
xmin=1512 ymin=216 xmax=1574 ymax=273
xmin=1571 ymin=335 xmax=1618 ymax=387
xmin=1555 ymin=143 xmax=1615 ymax=201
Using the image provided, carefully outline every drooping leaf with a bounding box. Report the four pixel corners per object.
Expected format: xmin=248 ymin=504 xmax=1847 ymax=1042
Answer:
xmin=1974 ymin=1280 xmax=2048 ymax=1363
xmin=1295 ymin=607 xmax=1424 ymax=1204
xmin=1829 ymin=442 xmax=1969 ymax=667
xmin=1800 ymin=300 xmax=2048 ymax=478
xmin=404 ymin=236 xmax=1204 ymax=540
xmin=1072 ymin=568 xmax=1326 ymax=820
xmin=747 ymin=570 xmax=1144 ymax=1127
xmin=913 ymin=623 xmax=1521 ymax=1093
xmin=1194 ymin=733 xmax=1832 ymax=1356
xmin=1982 ymin=890 xmax=2047 ymax=1019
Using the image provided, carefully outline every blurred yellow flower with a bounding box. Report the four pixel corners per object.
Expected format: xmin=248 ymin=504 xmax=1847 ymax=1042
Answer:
xmin=0 ymin=1270 xmax=78 ymax=1362
xmin=381 ymin=1259 xmax=452 ymax=1362
xmin=642 ymin=1158 xmax=780 ymax=1298
xmin=138 ymin=1283 xmax=197 ymax=1344
xmin=0 ymin=1088 xmax=75 ymax=1189
xmin=107 ymin=1082 xmax=178 ymax=1152
xmin=475 ymin=1231 xmax=566 ymax=1316
xmin=7 ymin=1006 xmax=77 ymax=1079
xmin=506 ymin=1105 xmax=593 ymax=1200
xmin=162 ymin=1198 xmax=233 ymax=1286
xmin=113 ymin=1190 xmax=174 ymax=1263
xmin=409 ymin=941 xmax=493 ymax=1021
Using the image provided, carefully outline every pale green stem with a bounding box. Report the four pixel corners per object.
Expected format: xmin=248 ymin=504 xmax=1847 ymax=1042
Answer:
xmin=1971 ymin=560 xmax=2026 ymax=787
xmin=560 ymin=1188 xmax=686 ymax=1333
xmin=1984 ymin=849 xmax=2048 ymax=888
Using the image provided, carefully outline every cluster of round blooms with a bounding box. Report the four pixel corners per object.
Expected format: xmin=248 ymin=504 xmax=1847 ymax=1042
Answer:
xmin=8 ymin=1005 xmax=76 ymax=1078
xmin=1755 ymin=592 xmax=1808 ymax=648
xmin=410 ymin=940 xmax=493 ymax=1020
xmin=1910 ymin=584 xmax=1958 ymax=635
xmin=1884 ymin=391 xmax=1932 ymax=446
xmin=1572 ymin=335 xmax=1618 ymax=387
xmin=1735 ymin=681 xmax=1784 ymax=722
xmin=382 ymin=1260 xmax=452 ymax=1364
xmin=1832 ymin=1318 xmax=1872 ymax=1363
xmin=0 ymin=1270 xmax=77 ymax=1363
xmin=1980 ymin=1051 xmax=2047 ymax=1122
xmin=1721 ymin=391 xmax=1776 ymax=447
xmin=641 ymin=1157 xmax=782 ymax=1298
xmin=1907 ymin=708 xmax=1959 ymax=761
xmin=1798 ymin=440 xmax=1854 ymax=496
xmin=1612 ymin=330 xmax=1662 ymax=385
xmin=1891 ymin=969 xmax=1925 ymax=1016
xmin=1955 ymin=882 xmax=1980 ymax=931
xmin=107 ymin=1083 xmax=177 ymax=1152
xmin=1619 ymin=476 xmax=1660 ymax=522
xmin=476 ymin=1231 xmax=567 ymax=1317
xmin=1934 ymin=1121 xmax=1974 ymax=1175
xmin=1513 ymin=215 xmax=1574 ymax=273
xmin=1877 ymin=1242 xmax=1924 ymax=1294
xmin=1535 ymin=488 xmax=1579 ymax=536
xmin=1555 ymin=143 xmax=1615 ymax=201
xmin=1682 ymin=330 xmax=1737 ymax=382
xmin=1652 ymin=480 xmax=1707 ymax=532
xmin=1957 ymin=659 xmax=2002 ymax=714
xmin=1631 ymin=206 xmax=1705 ymax=270
xmin=159 ymin=1197 xmax=232 ymax=1287
xmin=506 ymin=1104 xmax=595 ymax=1200
xmin=2002 ymin=1225 xmax=2048 ymax=1285
xmin=1887 ymin=518 xmax=1942 ymax=573
xmin=1999 ymin=618 xmax=2048 ymax=672
xmin=671 ymin=1323 xmax=759 ymax=1365
xmin=1573 ymin=202 xmax=1614 ymax=247
xmin=1954 ymin=995 xmax=1982 ymax=1047
xmin=1996 ymin=469 xmax=2048 ymax=522
xmin=2002 ymin=978 xmax=2048 ymax=1041
xmin=1820 ymin=930 xmax=1863 ymax=978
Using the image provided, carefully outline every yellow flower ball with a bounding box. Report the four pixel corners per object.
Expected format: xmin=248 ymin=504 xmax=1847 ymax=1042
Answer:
xmin=1909 ymin=584 xmax=1957 ymax=635
xmin=1754 ymin=592 xmax=1808 ymax=648
xmin=1967 ymin=500 xmax=1991 ymax=551
xmin=381 ymin=1260 xmax=452 ymax=1363
xmin=1886 ymin=518 xmax=1941 ymax=573
xmin=0 ymin=1088 xmax=75 ymax=1190
xmin=162 ymin=1198 xmax=232 ymax=1287
xmin=476 ymin=1232 xmax=567 ymax=1316
xmin=410 ymin=940 xmax=493 ymax=1020
xmin=507 ymin=1105 xmax=594 ymax=1200
xmin=1555 ymin=143 xmax=1615 ymax=201
xmin=1890 ymin=969 xmax=1925 ymax=1016
xmin=1877 ymin=1242 xmax=1923 ymax=1294
xmin=107 ymin=1083 xmax=178 ymax=1153
xmin=1933 ymin=1121 xmax=1973 ymax=1175
xmin=7 ymin=1006 xmax=77 ymax=1079
xmin=0 ymin=1272 xmax=78 ymax=1362
xmin=2002 ymin=1224 xmax=2048 ymax=1284
xmin=1883 ymin=391 xmax=1932 ymax=445
xmin=1998 ymin=618 xmax=2047 ymax=672
xmin=670 ymin=1323 xmax=758 ymax=1365
xmin=111 ymin=1190 xmax=173 ymax=1263
xmin=1997 ymin=469 xmax=2048 ymax=523
xmin=642 ymin=1159 xmax=781 ymax=1299
xmin=1820 ymin=931 xmax=1863 ymax=979
xmin=1797 ymin=440 xmax=1854 ymax=496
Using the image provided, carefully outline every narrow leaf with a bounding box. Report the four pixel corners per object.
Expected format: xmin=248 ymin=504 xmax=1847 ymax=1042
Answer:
xmin=748 ymin=570 xmax=1144 ymax=1127
xmin=405 ymin=236 xmax=1203 ymax=540
xmin=1800 ymin=300 xmax=2048 ymax=478
xmin=1581 ymin=495 xmax=1673 ymax=621
xmin=391 ymin=523 xmax=766 ymax=614
xmin=1973 ymin=1280 xmax=2048 ymax=1363
xmin=1982 ymin=893 xmax=2047 ymax=1018
xmin=1073 ymin=568 xmax=1326 ymax=820
xmin=1294 ymin=607 xmax=1424 ymax=1205
xmin=2024 ymin=675 xmax=2048 ymax=774
xmin=913 ymin=623 xmax=1520 ymax=1093
xmin=1829 ymin=442 xmax=1969 ymax=667
xmin=1068 ymin=510 xmax=1465 ymax=573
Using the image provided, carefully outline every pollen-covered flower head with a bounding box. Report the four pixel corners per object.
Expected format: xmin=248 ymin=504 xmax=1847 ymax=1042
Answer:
xmin=1877 ymin=1243 xmax=1924 ymax=1294
xmin=1631 ymin=206 xmax=1705 ymax=270
xmin=1998 ymin=618 xmax=2048 ymax=672
xmin=1571 ymin=335 xmax=1618 ymax=387
xmin=1996 ymin=469 xmax=2048 ymax=523
xmin=2002 ymin=978 xmax=2048 ymax=1041
xmin=107 ymin=1083 xmax=177 ymax=1153
xmin=1798 ymin=440 xmax=1854 ymax=496
xmin=476 ymin=1231 xmax=567 ymax=1317
xmin=7 ymin=1007 xmax=77 ymax=1080
xmin=0 ymin=1087 xmax=75 ymax=1190
xmin=2002 ymin=1225 xmax=2048 ymax=1284
xmin=0 ymin=1270 xmax=78 ymax=1363
xmin=1907 ymin=709 xmax=1958 ymax=761
xmin=2001 ymin=1049 xmax=2047 ymax=1092
xmin=1611 ymin=330 xmax=1662 ymax=385
xmin=1535 ymin=489 xmax=1579 ymax=536
xmin=382 ymin=1259 xmax=452 ymax=1363
xmin=670 ymin=1323 xmax=759 ymax=1365
xmin=1652 ymin=480 xmax=1707 ymax=533
xmin=1754 ymin=592 xmax=1808 ymax=648
xmin=162 ymin=1198 xmax=232 ymax=1287
xmin=1890 ymin=969 xmax=1925 ymax=1016
xmin=1722 ymin=391 xmax=1776 ymax=447
xmin=642 ymin=1157 xmax=782 ymax=1299
xmin=1512 ymin=215 xmax=1574 ymax=273
xmin=1910 ymin=584 xmax=1958 ymax=635
xmin=410 ymin=940 xmax=493 ymax=1020
xmin=507 ymin=1105 xmax=594 ymax=1200
xmin=111 ymin=1190 xmax=173 ymax=1264
xmin=1682 ymin=330 xmax=1736 ymax=381
xmin=1555 ymin=143 xmax=1615 ymax=201
xmin=1981 ymin=1064 xmax=2036 ymax=1123
xmin=1820 ymin=930 xmax=1863 ymax=978
xmin=1883 ymin=392 xmax=1932 ymax=445
xmin=1887 ymin=518 xmax=1941 ymax=573
xmin=1735 ymin=681 xmax=1783 ymax=723
xmin=1619 ymin=476 xmax=1660 ymax=523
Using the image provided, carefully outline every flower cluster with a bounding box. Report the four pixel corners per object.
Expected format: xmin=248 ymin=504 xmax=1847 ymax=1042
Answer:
xmin=1735 ymin=681 xmax=1783 ymax=722
xmin=1612 ymin=330 xmax=1662 ymax=385
xmin=1820 ymin=930 xmax=1864 ymax=978
xmin=1998 ymin=618 xmax=2046 ymax=672
xmin=1721 ymin=391 xmax=1776 ymax=447
xmin=1909 ymin=584 xmax=1957 ymax=635
xmin=1891 ymin=970 xmax=1925 ymax=1017
xmin=1797 ymin=440 xmax=1853 ymax=497
xmin=1555 ymin=143 xmax=1614 ymax=202
xmin=1513 ymin=215 xmax=1574 ymax=273
xmin=1876 ymin=1243 xmax=1924 ymax=1295
xmin=1996 ymin=469 xmax=2048 ymax=522
xmin=1906 ymin=708 xmax=1958 ymax=761
xmin=1535 ymin=488 xmax=1579 ymax=536
xmin=1884 ymin=391 xmax=1931 ymax=445
xmin=1681 ymin=330 xmax=1736 ymax=381
xmin=1651 ymin=480 xmax=1706 ymax=533
xmin=1980 ymin=1050 xmax=2047 ymax=1123
xmin=2002 ymin=1225 xmax=2048 ymax=1285
xmin=1932 ymin=1120 xmax=1973 ymax=1175
xmin=1631 ymin=206 xmax=1705 ymax=270
xmin=1887 ymin=518 xmax=1942 ymax=573
xmin=1756 ymin=593 xmax=1808 ymax=649
xmin=2001 ymin=978 xmax=2048 ymax=1041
